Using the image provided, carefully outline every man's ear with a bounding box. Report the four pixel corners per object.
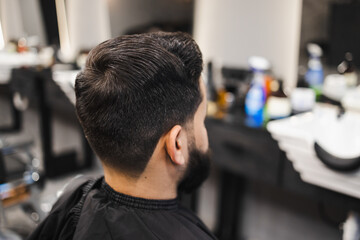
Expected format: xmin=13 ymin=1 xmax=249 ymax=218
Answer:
xmin=165 ymin=125 xmax=186 ymax=166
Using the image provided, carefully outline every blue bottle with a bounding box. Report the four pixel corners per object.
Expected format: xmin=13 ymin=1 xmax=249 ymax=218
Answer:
xmin=305 ymin=43 xmax=324 ymax=95
xmin=245 ymin=56 xmax=269 ymax=127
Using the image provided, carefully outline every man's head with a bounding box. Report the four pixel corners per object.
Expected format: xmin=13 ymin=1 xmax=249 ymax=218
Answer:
xmin=75 ymin=32 xmax=210 ymax=192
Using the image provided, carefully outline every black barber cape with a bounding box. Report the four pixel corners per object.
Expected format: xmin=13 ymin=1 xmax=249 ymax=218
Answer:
xmin=27 ymin=176 xmax=218 ymax=240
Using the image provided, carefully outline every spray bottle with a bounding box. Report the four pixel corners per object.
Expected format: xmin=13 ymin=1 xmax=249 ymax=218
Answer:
xmin=305 ymin=43 xmax=324 ymax=96
xmin=245 ymin=56 xmax=270 ymax=127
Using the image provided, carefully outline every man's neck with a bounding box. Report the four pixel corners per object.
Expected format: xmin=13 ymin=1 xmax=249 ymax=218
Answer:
xmin=103 ymin=166 xmax=178 ymax=200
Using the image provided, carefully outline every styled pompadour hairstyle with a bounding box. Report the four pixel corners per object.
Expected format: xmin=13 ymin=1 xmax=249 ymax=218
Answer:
xmin=75 ymin=32 xmax=203 ymax=176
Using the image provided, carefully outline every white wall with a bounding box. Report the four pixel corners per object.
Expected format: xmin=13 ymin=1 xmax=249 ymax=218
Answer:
xmin=193 ymin=0 xmax=303 ymax=89
xmin=0 ymin=0 xmax=24 ymax=42
xmin=66 ymin=0 xmax=111 ymax=53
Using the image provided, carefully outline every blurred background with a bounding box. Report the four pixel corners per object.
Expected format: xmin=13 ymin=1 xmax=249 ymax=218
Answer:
xmin=0 ymin=0 xmax=360 ymax=239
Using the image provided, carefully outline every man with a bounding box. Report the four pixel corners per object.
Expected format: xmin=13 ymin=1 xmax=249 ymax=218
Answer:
xmin=28 ymin=32 xmax=217 ymax=240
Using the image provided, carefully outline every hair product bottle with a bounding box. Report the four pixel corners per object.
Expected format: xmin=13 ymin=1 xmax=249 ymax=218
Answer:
xmin=266 ymin=79 xmax=291 ymax=120
xmin=305 ymin=43 xmax=323 ymax=96
xmin=245 ymin=56 xmax=269 ymax=127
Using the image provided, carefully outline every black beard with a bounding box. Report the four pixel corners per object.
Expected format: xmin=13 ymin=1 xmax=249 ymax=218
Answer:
xmin=177 ymin=148 xmax=211 ymax=194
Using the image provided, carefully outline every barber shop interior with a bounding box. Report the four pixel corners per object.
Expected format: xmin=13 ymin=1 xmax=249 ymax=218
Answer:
xmin=1 ymin=0 xmax=360 ymax=239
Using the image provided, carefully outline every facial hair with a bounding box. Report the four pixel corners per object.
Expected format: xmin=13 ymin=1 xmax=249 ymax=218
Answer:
xmin=177 ymin=147 xmax=211 ymax=194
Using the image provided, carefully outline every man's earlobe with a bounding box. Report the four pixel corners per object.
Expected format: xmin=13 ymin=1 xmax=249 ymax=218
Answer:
xmin=166 ymin=125 xmax=185 ymax=166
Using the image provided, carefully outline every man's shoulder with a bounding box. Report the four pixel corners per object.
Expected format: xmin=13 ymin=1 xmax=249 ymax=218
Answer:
xmin=27 ymin=175 xmax=102 ymax=240
xmin=51 ymin=175 xmax=99 ymax=212
xmin=177 ymin=205 xmax=218 ymax=239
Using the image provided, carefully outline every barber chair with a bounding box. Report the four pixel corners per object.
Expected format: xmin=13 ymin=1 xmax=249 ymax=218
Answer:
xmin=0 ymin=139 xmax=43 ymax=239
xmin=0 ymin=77 xmax=44 ymax=238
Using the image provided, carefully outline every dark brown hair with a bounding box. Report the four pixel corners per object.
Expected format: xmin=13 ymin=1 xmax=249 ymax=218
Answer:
xmin=75 ymin=32 xmax=203 ymax=176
